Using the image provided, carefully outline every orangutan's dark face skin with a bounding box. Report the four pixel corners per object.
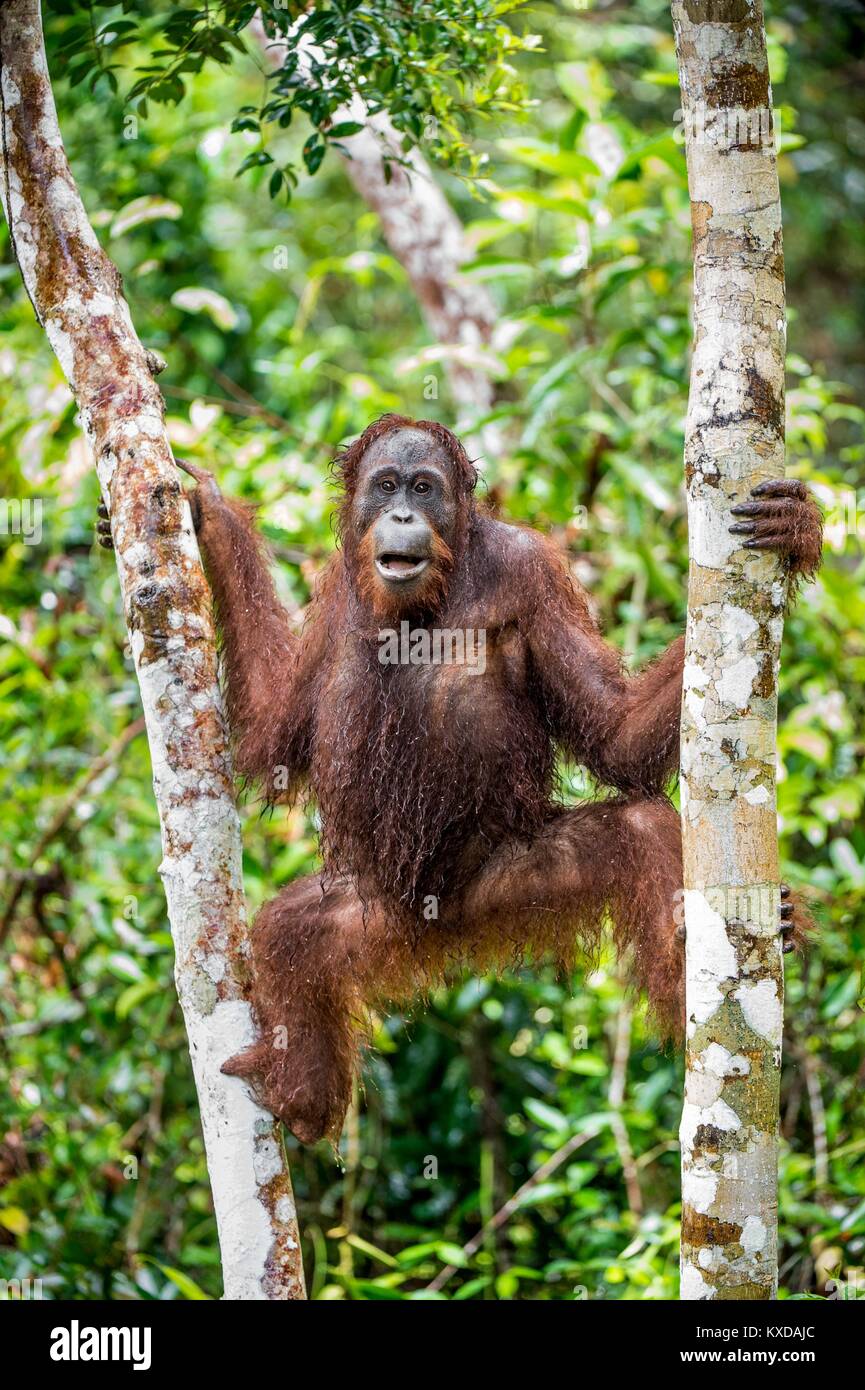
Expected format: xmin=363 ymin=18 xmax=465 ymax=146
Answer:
xmin=351 ymin=428 xmax=458 ymax=601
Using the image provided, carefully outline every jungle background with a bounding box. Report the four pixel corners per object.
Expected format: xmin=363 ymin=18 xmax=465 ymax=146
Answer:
xmin=1 ymin=0 xmax=863 ymax=1301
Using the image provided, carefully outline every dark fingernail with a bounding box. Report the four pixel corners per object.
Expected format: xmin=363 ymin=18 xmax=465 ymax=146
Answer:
xmin=730 ymin=524 xmax=755 ymax=535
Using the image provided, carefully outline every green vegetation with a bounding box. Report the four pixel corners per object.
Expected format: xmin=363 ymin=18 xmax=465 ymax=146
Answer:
xmin=0 ymin=0 xmax=863 ymax=1300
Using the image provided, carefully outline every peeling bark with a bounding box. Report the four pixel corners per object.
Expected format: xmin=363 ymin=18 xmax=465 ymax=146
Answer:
xmin=673 ymin=0 xmax=786 ymax=1300
xmin=0 ymin=0 xmax=304 ymax=1301
xmin=251 ymin=16 xmax=502 ymax=459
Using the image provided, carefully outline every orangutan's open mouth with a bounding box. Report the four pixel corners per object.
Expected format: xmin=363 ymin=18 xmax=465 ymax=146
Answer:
xmin=375 ymin=554 xmax=431 ymax=582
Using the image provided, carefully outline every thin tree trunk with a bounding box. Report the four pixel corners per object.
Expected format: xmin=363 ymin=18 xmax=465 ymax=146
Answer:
xmin=250 ymin=16 xmax=501 ymax=456
xmin=673 ymin=0 xmax=787 ymax=1300
xmin=333 ymin=116 xmax=500 ymax=425
xmin=0 ymin=0 xmax=305 ymax=1301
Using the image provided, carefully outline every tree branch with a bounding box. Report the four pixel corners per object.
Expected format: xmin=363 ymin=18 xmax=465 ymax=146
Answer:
xmin=250 ymin=14 xmax=503 ymax=459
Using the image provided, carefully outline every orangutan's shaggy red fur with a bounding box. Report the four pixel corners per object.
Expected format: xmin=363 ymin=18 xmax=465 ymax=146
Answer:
xmin=181 ymin=415 xmax=821 ymax=1145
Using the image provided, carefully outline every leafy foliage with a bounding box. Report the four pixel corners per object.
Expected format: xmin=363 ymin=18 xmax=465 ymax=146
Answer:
xmin=45 ymin=0 xmax=535 ymax=188
xmin=0 ymin=0 xmax=863 ymax=1301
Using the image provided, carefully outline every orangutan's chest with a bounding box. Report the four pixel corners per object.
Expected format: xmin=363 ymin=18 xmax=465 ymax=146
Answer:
xmin=314 ymin=621 xmax=532 ymax=776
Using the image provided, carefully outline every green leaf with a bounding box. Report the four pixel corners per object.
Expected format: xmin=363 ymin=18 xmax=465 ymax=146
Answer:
xmin=0 ymin=1207 xmax=29 ymax=1236
xmin=116 ymin=979 xmax=160 ymax=1020
xmin=111 ymin=196 xmax=183 ymax=237
xmin=498 ymin=139 xmax=600 ymax=180
xmin=171 ymin=287 xmax=239 ymax=331
xmin=524 ymin=1099 xmax=568 ymax=1130
xmin=145 ymin=1260 xmax=211 ymax=1300
xmin=345 ymin=1235 xmax=400 ymax=1267
xmin=821 ymin=972 xmax=861 ymax=1021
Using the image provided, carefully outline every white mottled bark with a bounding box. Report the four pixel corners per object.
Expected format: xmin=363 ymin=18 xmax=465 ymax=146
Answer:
xmin=673 ymin=0 xmax=786 ymax=1300
xmin=251 ymin=16 xmax=502 ymax=460
xmin=0 ymin=0 xmax=304 ymax=1301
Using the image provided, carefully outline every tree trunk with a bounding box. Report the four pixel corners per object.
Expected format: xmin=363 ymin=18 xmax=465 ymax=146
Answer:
xmin=0 ymin=0 xmax=305 ymax=1301
xmin=673 ymin=0 xmax=787 ymax=1300
xmin=333 ymin=115 xmax=500 ymax=428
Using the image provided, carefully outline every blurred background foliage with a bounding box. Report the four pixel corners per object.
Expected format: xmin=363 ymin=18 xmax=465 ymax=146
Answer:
xmin=0 ymin=0 xmax=863 ymax=1301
